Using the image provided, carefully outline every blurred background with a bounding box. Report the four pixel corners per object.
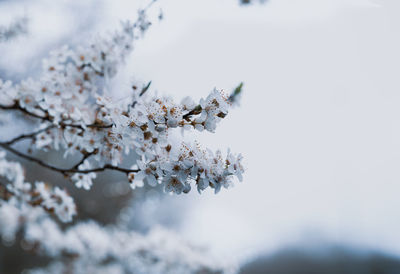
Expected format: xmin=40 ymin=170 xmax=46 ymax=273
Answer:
xmin=1 ymin=0 xmax=400 ymax=273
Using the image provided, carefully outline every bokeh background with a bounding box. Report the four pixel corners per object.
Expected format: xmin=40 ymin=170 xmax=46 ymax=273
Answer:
xmin=1 ymin=0 xmax=400 ymax=273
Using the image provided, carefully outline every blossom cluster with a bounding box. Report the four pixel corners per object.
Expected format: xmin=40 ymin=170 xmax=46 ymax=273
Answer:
xmin=26 ymin=223 xmax=231 ymax=274
xmin=0 ymin=5 xmax=244 ymax=194
xmin=0 ymin=151 xmax=76 ymax=232
xmin=0 ymin=194 xmax=229 ymax=274
xmin=0 ymin=151 xmax=231 ymax=273
xmin=0 ymin=1 xmax=245 ymax=273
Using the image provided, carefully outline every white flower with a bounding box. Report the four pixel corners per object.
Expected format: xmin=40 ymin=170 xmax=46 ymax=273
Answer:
xmin=0 ymin=79 xmax=15 ymax=105
xmin=72 ymin=161 xmax=96 ymax=190
xmin=53 ymin=187 xmax=76 ymax=223
xmin=72 ymin=173 xmax=95 ymax=190
xmin=134 ymin=159 xmax=158 ymax=187
xmin=0 ymin=8 xmax=243 ymax=198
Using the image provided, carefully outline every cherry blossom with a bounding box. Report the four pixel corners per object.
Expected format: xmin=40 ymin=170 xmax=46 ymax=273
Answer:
xmin=0 ymin=1 xmax=245 ymax=273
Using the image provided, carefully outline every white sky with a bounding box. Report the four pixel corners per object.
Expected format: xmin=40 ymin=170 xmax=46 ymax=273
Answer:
xmin=2 ymin=0 xmax=400 ymax=266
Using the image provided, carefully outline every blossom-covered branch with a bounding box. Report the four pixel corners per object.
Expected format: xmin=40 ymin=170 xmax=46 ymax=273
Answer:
xmin=0 ymin=151 xmax=76 ymax=224
xmin=0 ymin=1 xmax=247 ymax=272
xmin=0 ymin=142 xmax=140 ymax=176
xmin=0 ymin=1 xmax=243 ymax=196
xmin=0 ymin=152 xmax=231 ymax=274
xmin=0 ymin=13 xmax=244 ymax=194
xmin=25 ymin=223 xmax=231 ymax=274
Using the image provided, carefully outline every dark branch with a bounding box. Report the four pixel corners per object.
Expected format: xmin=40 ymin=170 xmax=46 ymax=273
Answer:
xmin=73 ymin=151 xmax=95 ymax=170
xmin=0 ymin=103 xmax=112 ymax=129
xmin=0 ymin=143 xmax=139 ymax=175
xmin=0 ymin=103 xmax=48 ymax=120
xmin=4 ymin=125 xmax=56 ymax=145
xmin=182 ymin=82 xmax=243 ymax=120
xmin=183 ymin=105 xmax=202 ymax=120
xmin=79 ymin=63 xmax=104 ymax=77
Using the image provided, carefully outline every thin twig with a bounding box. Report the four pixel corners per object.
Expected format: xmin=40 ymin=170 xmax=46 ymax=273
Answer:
xmin=0 ymin=103 xmax=48 ymax=120
xmin=4 ymin=125 xmax=56 ymax=145
xmin=73 ymin=152 xmax=94 ymax=170
xmin=183 ymin=105 xmax=202 ymax=120
xmin=0 ymin=103 xmax=112 ymax=129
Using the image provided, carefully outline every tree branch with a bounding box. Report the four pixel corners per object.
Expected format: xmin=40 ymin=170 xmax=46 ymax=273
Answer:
xmin=4 ymin=125 xmax=56 ymax=145
xmin=0 ymin=103 xmax=112 ymax=129
xmin=183 ymin=105 xmax=202 ymax=120
xmin=0 ymin=142 xmax=139 ymax=176
xmin=73 ymin=151 xmax=95 ymax=170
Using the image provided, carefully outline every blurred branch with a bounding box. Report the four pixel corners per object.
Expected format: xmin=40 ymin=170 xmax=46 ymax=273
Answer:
xmin=3 ymin=125 xmax=55 ymax=145
xmin=240 ymin=0 xmax=268 ymax=5
xmin=0 ymin=16 xmax=28 ymax=43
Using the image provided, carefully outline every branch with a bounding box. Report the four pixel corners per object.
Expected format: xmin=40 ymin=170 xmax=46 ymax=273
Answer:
xmin=4 ymin=125 xmax=56 ymax=145
xmin=183 ymin=105 xmax=202 ymax=120
xmin=79 ymin=63 xmax=104 ymax=77
xmin=0 ymin=103 xmax=112 ymax=129
xmin=182 ymin=83 xmax=243 ymax=120
xmin=0 ymin=143 xmax=139 ymax=175
xmin=73 ymin=151 xmax=95 ymax=170
xmin=0 ymin=103 xmax=48 ymax=120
